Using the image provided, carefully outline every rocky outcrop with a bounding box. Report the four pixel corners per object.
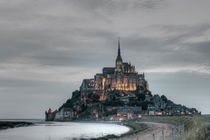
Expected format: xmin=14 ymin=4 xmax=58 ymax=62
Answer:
xmin=45 ymin=88 xmax=200 ymax=121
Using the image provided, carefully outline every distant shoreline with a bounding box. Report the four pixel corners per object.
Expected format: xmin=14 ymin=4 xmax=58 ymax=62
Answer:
xmin=0 ymin=121 xmax=33 ymax=130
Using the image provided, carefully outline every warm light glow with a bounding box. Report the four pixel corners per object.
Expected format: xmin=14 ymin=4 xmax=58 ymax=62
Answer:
xmin=102 ymin=78 xmax=106 ymax=89
xmin=94 ymin=77 xmax=138 ymax=91
xmin=155 ymin=112 xmax=162 ymax=115
xmin=114 ymin=85 xmax=136 ymax=91
xmin=181 ymin=112 xmax=185 ymax=115
xmin=123 ymin=114 xmax=127 ymax=117
xmin=119 ymin=118 xmax=124 ymax=121
xmin=99 ymin=95 xmax=107 ymax=101
xmin=117 ymin=113 xmax=121 ymax=116
xmin=138 ymin=114 xmax=142 ymax=118
xmin=110 ymin=116 xmax=114 ymax=121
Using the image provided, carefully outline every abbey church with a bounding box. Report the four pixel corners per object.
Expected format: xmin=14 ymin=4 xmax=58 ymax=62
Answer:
xmin=80 ymin=40 xmax=149 ymax=101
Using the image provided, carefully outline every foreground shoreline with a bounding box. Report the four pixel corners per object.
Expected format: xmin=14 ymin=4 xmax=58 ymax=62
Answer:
xmin=0 ymin=121 xmax=33 ymax=130
xmin=1 ymin=116 xmax=210 ymax=140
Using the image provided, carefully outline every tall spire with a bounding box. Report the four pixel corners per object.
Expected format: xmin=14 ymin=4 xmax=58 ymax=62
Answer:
xmin=116 ymin=38 xmax=122 ymax=62
xmin=118 ymin=38 xmax=121 ymax=57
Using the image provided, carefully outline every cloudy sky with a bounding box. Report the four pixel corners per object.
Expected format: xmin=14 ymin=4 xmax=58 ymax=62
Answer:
xmin=0 ymin=0 xmax=210 ymax=119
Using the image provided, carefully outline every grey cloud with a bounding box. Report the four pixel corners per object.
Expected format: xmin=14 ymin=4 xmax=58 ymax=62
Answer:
xmin=119 ymin=24 xmax=210 ymax=69
xmin=184 ymin=41 xmax=210 ymax=54
xmin=71 ymin=0 xmax=167 ymax=13
xmin=0 ymin=0 xmax=210 ymax=118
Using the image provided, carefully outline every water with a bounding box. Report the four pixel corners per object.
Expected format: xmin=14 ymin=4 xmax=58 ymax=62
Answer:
xmin=0 ymin=121 xmax=130 ymax=140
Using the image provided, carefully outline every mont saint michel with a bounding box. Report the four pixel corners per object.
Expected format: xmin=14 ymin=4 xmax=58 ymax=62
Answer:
xmin=1 ymin=1 xmax=210 ymax=140
xmin=45 ymin=40 xmax=200 ymax=121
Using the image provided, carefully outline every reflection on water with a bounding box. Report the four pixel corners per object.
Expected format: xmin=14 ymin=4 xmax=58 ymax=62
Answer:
xmin=0 ymin=122 xmax=129 ymax=140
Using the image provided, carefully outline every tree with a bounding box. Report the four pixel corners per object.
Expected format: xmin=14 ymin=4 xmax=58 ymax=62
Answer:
xmin=141 ymin=101 xmax=152 ymax=110
xmin=161 ymin=95 xmax=168 ymax=102
xmin=72 ymin=90 xmax=80 ymax=99
xmin=141 ymin=102 xmax=148 ymax=110
xmin=137 ymin=94 xmax=146 ymax=101
xmin=88 ymin=92 xmax=100 ymax=102
xmin=91 ymin=94 xmax=100 ymax=102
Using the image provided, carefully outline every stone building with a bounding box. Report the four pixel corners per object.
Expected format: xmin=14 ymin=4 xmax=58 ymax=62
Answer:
xmin=80 ymin=40 xmax=149 ymax=101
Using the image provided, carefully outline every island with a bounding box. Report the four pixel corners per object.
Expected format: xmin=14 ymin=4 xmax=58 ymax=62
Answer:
xmin=45 ymin=40 xmax=200 ymax=121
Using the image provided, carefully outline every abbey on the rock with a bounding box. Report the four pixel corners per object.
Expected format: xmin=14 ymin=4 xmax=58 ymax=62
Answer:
xmin=80 ymin=39 xmax=149 ymax=101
